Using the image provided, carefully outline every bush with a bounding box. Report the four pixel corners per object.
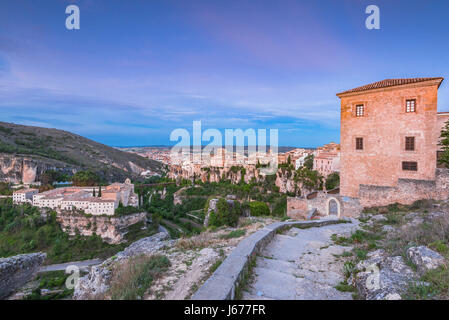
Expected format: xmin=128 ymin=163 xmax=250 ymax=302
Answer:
xmin=115 ymin=204 xmax=141 ymax=216
xmin=208 ymin=198 xmax=241 ymax=227
xmin=325 ymin=172 xmax=340 ymax=190
xmin=248 ymin=201 xmax=270 ymax=217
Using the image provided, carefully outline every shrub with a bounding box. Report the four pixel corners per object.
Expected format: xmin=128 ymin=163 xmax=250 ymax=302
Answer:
xmin=325 ymin=172 xmax=340 ymax=190
xmin=208 ymin=198 xmax=240 ymax=227
xmin=220 ymin=229 xmax=246 ymax=239
xmin=248 ymin=201 xmax=270 ymax=217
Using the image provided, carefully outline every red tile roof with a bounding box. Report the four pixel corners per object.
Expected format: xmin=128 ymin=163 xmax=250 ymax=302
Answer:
xmin=337 ymin=77 xmax=444 ymax=96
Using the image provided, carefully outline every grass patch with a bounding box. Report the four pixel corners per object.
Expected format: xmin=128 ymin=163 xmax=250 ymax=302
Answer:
xmin=209 ymin=259 xmax=224 ymax=274
xmin=405 ymin=265 xmax=449 ymax=300
xmin=335 ymin=281 xmax=355 ymax=292
xmin=107 ymin=254 xmax=170 ymax=300
xmin=24 ymin=270 xmax=75 ymax=300
xmin=354 ymin=248 xmax=368 ymax=260
xmin=220 ymin=229 xmax=246 ymax=239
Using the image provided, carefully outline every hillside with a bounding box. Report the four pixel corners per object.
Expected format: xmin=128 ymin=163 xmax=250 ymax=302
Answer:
xmin=0 ymin=122 xmax=163 ymax=183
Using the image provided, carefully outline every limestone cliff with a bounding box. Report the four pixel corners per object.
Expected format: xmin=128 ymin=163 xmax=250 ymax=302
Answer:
xmin=0 ymin=154 xmax=76 ymax=184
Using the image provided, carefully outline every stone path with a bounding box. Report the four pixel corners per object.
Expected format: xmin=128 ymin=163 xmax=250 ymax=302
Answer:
xmin=243 ymin=218 xmax=359 ymax=300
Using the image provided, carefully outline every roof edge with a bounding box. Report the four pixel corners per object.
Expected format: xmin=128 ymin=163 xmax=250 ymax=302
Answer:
xmin=336 ymin=77 xmax=444 ymax=98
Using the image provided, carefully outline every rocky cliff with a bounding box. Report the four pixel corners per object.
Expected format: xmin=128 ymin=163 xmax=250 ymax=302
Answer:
xmin=0 ymin=154 xmax=76 ymax=184
xmin=0 ymin=252 xmax=47 ymax=299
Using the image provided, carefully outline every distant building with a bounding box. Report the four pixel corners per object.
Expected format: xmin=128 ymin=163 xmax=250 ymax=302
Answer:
xmin=32 ymin=179 xmax=137 ymax=216
xmin=313 ymin=151 xmax=340 ymax=177
xmin=12 ymin=188 xmax=38 ymax=204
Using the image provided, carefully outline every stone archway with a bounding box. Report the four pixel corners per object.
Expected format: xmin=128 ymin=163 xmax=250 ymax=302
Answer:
xmin=326 ymin=197 xmax=341 ymax=218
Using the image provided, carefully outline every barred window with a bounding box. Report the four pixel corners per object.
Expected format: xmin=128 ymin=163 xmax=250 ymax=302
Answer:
xmin=356 ymin=104 xmax=364 ymax=117
xmin=406 ymin=99 xmax=416 ymax=113
xmin=402 ymin=161 xmax=418 ymax=171
xmin=356 ymin=137 xmax=364 ymax=150
xmin=405 ymin=137 xmax=415 ymax=151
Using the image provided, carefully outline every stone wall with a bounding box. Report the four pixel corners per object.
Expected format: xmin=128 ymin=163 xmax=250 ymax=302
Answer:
xmin=286 ymin=197 xmax=308 ymax=219
xmin=0 ymin=252 xmax=46 ymax=299
xmin=57 ymin=212 xmax=147 ymax=244
xmin=287 ymin=192 xmax=362 ymax=219
xmin=359 ymin=168 xmax=449 ymax=208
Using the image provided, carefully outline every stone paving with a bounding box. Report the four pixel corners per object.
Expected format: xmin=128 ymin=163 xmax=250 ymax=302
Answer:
xmin=243 ymin=218 xmax=359 ymax=300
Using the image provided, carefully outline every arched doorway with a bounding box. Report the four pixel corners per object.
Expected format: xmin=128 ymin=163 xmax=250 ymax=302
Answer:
xmin=326 ymin=197 xmax=341 ymax=218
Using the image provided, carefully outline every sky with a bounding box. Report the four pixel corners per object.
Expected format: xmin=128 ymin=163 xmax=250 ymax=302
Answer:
xmin=0 ymin=0 xmax=448 ymax=147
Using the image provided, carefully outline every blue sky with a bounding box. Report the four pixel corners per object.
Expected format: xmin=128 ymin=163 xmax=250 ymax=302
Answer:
xmin=0 ymin=0 xmax=448 ymax=147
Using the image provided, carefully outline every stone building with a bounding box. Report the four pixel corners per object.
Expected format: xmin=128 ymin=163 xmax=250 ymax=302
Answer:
xmin=288 ymin=77 xmax=449 ymax=219
xmin=337 ymin=77 xmax=445 ymax=199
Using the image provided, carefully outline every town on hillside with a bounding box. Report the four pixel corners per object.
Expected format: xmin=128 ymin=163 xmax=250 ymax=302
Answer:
xmin=1 ymin=1 xmax=449 ymax=307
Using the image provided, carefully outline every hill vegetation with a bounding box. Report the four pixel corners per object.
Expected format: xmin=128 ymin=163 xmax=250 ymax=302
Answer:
xmin=0 ymin=121 xmax=163 ymax=182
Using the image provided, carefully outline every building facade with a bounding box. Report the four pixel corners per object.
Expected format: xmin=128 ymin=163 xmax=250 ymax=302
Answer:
xmin=12 ymin=188 xmax=38 ymax=204
xmin=29 ymin=179 xmax=137 ymax=216
xmin=337 ymin=77 xmax=444 ymax=198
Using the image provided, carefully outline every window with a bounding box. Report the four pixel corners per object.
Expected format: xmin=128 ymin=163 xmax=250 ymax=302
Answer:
xmin=356 ymin=137 xmax=364 ymax=150
xmin=406 ymin=99 xmax=416 ymax=113
xmin=405 ymin=137 xmax=415 ymax=151
xmin=402 ymin=161 xmax=418 ymax=171
xmin=356 ymin=104 xmax=364 ymax=117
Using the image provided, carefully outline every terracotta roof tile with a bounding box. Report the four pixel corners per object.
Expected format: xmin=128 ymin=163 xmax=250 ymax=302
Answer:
xmin=337 ymin=77 xmax=444 ymax=96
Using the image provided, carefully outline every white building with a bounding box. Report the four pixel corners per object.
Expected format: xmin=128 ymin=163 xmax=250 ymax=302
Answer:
xmin=30 ymin=179 xmax=137 ymax=216
xmin=12 ymin=188 xmax=39 ymax=204
xmin=295 ymin=153 xmax=310 ymax=170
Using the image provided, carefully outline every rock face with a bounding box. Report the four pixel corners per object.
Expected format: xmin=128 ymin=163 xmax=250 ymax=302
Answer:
xmin=350 ymin=249 xmax=417 ymax=300
xmin=0 ymin=154 xmax=76 ymax=184
xmin=73 ymin=232 xmax=171 ymax=300
xmin=57 ymin=212 xmax=147 ymax=244
xmin=203 ymin=198 xmax=218 ymax=227
xmin=407 ymin=246 xmax=445 ymax=275
xmin=0 ymin=252 xmax=47 ymax=299
xmin=275 ymin=170 xmax=299 ymax=194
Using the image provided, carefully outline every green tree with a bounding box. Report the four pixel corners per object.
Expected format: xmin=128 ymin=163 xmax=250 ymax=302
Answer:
xmin=248 ymin=201 xmax=270 ymax=216
xmin=209 ymin=198 xmax=240 ymax=227
xmin=296 ymin=167 xmax=323 ymax=191
xmin=71 ymin=171 xmax=99 ymax=186
xmin=325 ymin=172 xmax=340 ymax=190
xmin=439 ymin=120 xmax=449 ymax=166
xmin=303 ymin=154 xmax=314 ymax=170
